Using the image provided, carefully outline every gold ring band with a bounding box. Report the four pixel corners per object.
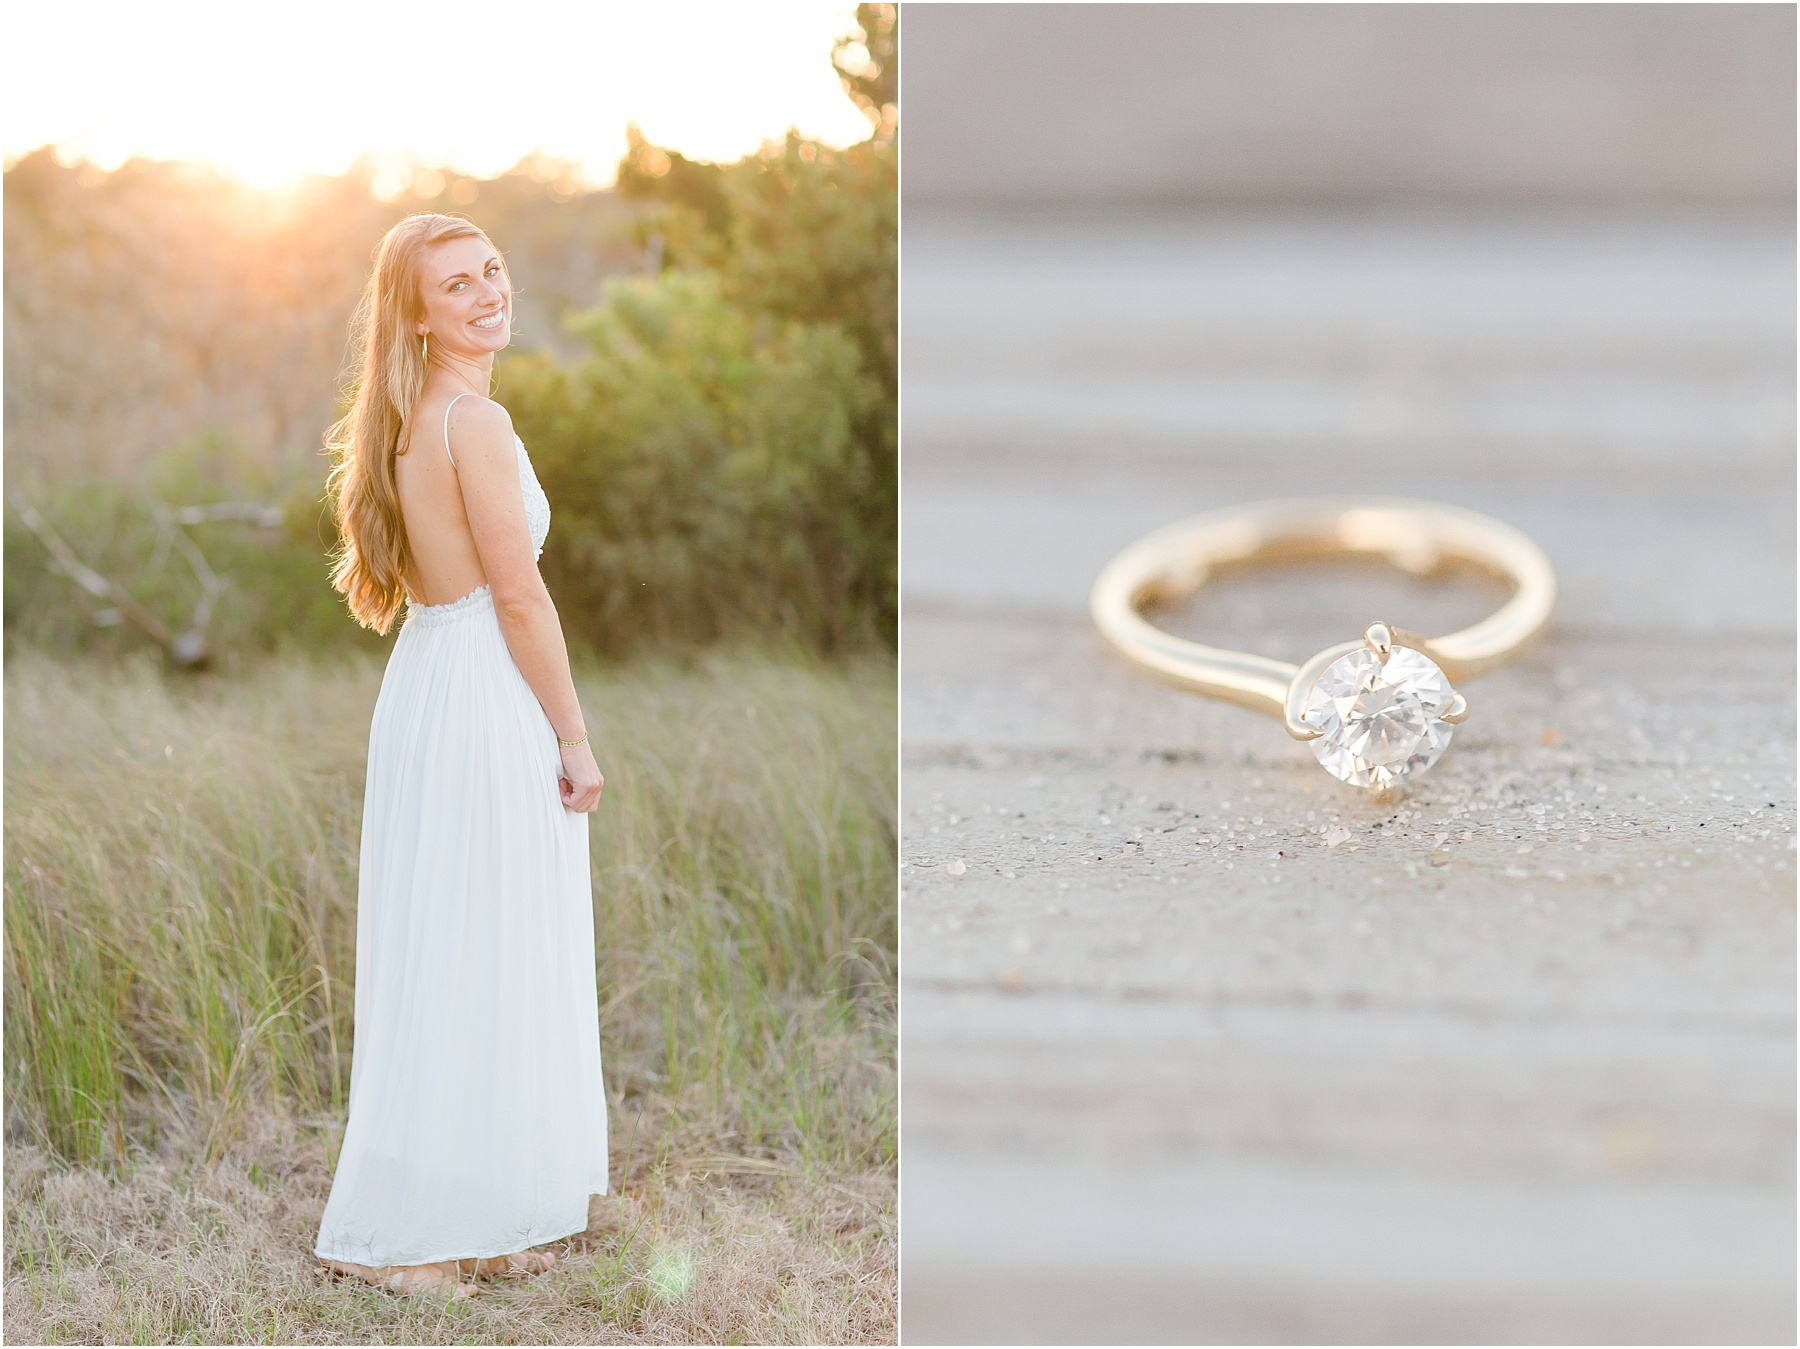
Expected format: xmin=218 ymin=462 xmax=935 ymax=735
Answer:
xmin=1090 ymin=497 xmax=1557 ymax=789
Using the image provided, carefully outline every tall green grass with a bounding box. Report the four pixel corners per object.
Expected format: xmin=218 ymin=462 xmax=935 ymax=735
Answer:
xmin=3 ymin=649 xmax=895 ymax=1177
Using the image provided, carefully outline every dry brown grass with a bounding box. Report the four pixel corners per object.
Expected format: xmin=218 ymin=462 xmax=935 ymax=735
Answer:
xmin=4 ymin=1110 xmax=894 ymax=1344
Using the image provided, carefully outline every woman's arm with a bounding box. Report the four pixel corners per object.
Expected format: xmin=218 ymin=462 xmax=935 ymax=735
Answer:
xmin=447 ymin=396 xmax=603 ymax=812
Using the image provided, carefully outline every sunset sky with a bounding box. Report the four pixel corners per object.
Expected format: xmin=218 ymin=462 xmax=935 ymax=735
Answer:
xmin=4 ymin=0 xmax=875 ymax=188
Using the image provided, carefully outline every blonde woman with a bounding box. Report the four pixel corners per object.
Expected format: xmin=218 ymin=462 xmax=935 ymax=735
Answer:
xmin=314 ymin=213 xmax=608 ymax=1300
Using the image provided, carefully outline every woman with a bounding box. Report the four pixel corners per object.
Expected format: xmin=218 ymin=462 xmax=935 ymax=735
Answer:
xmin=313 ymin=213 xmax=609 ymax=1300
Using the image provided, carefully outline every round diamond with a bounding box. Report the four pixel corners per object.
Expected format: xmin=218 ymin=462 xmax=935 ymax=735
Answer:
xmin=1302 ymin=647 xmax=1456 ymax=789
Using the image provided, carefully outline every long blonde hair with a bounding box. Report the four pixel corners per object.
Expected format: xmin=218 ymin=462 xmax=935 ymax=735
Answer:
xmin=325 ymin=212 xmax=499 ymax=633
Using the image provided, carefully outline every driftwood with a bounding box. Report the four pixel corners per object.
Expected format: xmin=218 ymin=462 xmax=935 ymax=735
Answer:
xmin=8 ymin=489 xmax=281 ymax=669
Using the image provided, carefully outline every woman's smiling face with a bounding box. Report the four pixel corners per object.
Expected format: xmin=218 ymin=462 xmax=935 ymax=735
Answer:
xmin=415 ymin=234 xmax=511 ymax=357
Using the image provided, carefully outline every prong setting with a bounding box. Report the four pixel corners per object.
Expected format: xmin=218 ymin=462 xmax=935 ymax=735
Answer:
xmin=1441 ymin=691 xmax=1470 ymax=724
xmin=1363 ymin=622 xmax=1394 ymax=664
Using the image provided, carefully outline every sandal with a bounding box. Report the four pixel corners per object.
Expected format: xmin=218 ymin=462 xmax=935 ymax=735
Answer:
xmin=323 ymin=1257 xmax=479 ymax=1301
xmin=475 ymin=1248 xmax=559 ymax=1278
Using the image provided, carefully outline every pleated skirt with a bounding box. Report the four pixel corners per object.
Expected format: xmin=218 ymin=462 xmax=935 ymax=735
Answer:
xmin=314 ymin=585 xmax=609 ymax=1268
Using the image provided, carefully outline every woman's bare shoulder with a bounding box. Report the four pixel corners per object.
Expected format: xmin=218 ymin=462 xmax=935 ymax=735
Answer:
xmin=445 ymin=394 xmax=515 ymax=462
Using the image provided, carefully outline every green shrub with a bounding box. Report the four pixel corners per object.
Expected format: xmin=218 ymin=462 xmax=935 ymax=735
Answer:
xmin=506 ymin=272 xmax=883 ymax=655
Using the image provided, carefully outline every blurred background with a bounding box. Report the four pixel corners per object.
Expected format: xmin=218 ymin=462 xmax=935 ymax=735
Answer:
xmin=5 ymin=4 xmax=896 ymax=1343
xmin=6 ymin=0 xmax=894 ymax=661
xmin=900 ymin=4 xmax=1793 ymax=1344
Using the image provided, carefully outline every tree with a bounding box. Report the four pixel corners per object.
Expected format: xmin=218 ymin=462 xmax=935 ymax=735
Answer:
xmin=615 ymin=125 xmax=731 ymax=239
xmin=553 ymin=14 xmax=900 ymax=649
xmin=834 ymin=4 xmax=899 ymax=138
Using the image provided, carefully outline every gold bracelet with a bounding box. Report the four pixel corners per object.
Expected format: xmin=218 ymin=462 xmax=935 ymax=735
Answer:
xmin=557 ymin=731 xmax=589 ymax=749
xmin=1090 ymin=497 xmax=1556 ymax=792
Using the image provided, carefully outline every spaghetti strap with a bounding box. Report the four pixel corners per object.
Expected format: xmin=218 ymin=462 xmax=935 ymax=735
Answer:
xmin=442 ymin=392 xmax=474 ymax=468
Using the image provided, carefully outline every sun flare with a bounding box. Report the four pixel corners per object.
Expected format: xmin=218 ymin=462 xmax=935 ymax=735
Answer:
xmin=4 ymin=0 xmax=875 ymax=189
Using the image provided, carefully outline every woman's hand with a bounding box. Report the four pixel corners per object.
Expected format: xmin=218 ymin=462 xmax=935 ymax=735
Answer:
xmin=558 ymin=741 xmax=604 ymax=813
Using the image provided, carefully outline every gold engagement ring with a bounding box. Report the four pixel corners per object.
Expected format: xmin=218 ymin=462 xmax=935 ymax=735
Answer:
xmin=1090 ymin=498 xmax=1557 ymax=791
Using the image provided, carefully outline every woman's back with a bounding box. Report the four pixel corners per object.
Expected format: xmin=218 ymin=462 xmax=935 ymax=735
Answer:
xmin=396 ymin=388 xmax=493 ymax=607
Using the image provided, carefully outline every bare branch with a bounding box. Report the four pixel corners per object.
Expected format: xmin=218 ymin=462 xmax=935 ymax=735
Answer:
xmin=11 ymin=490 xmax=285 ymax=668
xmin=173 ymin=503 xmax=284 ymax=528
xmin=8 ymin=489 xmax=175 ymax=651
xmin=147 ymin=499 xmax=230 ymax=666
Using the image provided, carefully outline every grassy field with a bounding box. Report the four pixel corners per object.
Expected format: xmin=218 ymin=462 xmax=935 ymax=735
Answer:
xmin=3 ymin=648 xmax=896 ymax=1344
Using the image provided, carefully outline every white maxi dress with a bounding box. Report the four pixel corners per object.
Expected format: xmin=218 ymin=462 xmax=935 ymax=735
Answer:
xmin=315 ymin=400 xmax=609 ymax=1268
